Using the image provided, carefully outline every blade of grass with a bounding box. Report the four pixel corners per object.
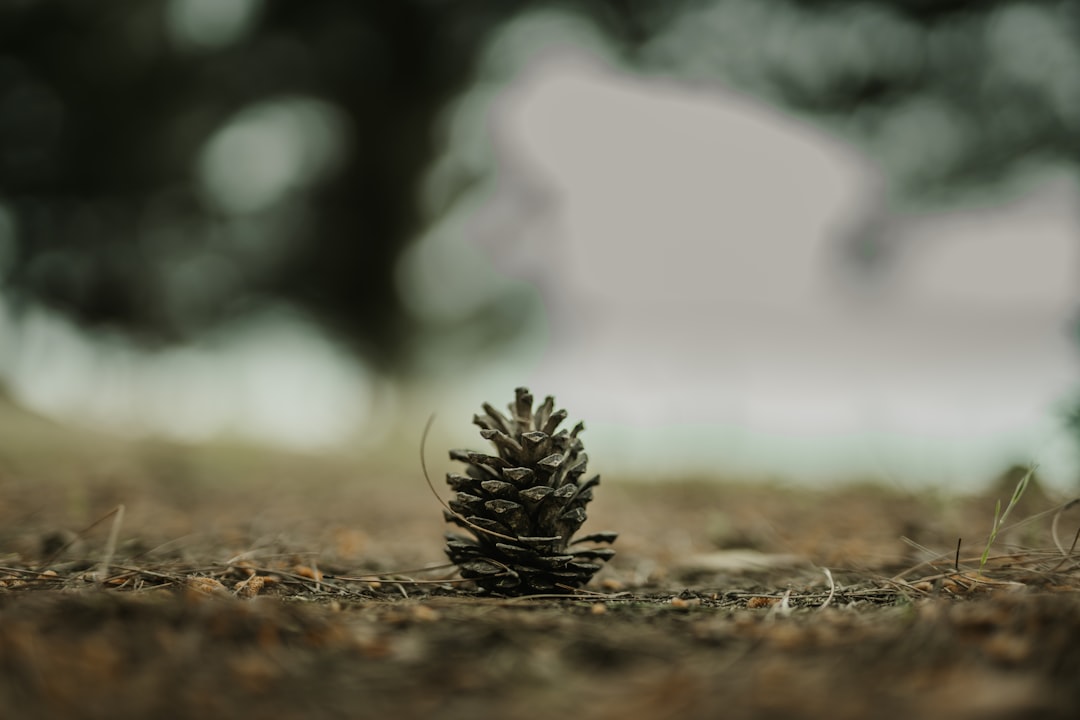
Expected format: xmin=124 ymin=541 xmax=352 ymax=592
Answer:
xmin=980 ymin=464 xmax=1035 ymax=573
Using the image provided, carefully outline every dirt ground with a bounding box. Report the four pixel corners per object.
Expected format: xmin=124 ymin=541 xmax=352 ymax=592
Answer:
xmin=2 ymin=406 xmax=1080 ymax=719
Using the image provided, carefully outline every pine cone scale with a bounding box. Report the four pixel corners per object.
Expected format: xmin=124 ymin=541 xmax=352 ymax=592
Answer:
xmin=479 ymin=403 xmax=513 ymax=434
xmin=480 ymin=480 xmax=515 ymax=498
xmin=518 ymin=485 xmax=554 ymax=503
xmin=503 ymin=467 xmax=536 ymax=485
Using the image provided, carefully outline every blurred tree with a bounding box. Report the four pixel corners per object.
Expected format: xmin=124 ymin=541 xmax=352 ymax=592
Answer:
xmin=644 ymin=0 xmax=1080 ymax=200
xmin=1 ymin=0 xmax=1078 ymax=370
xmin=0 ymin=0 xmax=531 ymax=367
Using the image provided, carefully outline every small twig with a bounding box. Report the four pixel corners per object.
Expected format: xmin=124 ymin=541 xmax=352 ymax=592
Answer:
xmin=818 ymin=568 xmax=836 ymax=611
xmin=126 ymin=533 xmax=201 ymax=562
xmin=954 ymin=538 xmax=962 ymax=572
xmin=328 ymin=562 xmax=458 ymax=580
xmin=225 ymin=549 xmax=320 ymax=565
xmin=107 ymin=565 xmax=190 ymax=583
xmin=97 ymin=504 xmax=125 ymax=584
xmin=37 ymin=505 xmax=125 ymax=569
xmin=767 ymin=589 xmax=793 ymax=620
xmin=553 ymin=583 xmax=625 ymax=597
xmin=0 ymin=566 xmax=64 ymax=578
xmin=247 ymin=567 xmax=355 ymax=594
xmin=331 ymin=571 xmax=480 ymax=587
xmin=504 ymin=590 xmax=632 ymax=602
xmin=376 ymin=577 xmax=478 ymax=586
xmin=1051 ymin=499 xmax=1080 ymax=557
xmin=1050 ymin=525 xmax=1080 ymax=573
xmin=420 ymin=414 xmax=519 ymax=544
xmin=891 ymin=536 xmax=955 ymax=581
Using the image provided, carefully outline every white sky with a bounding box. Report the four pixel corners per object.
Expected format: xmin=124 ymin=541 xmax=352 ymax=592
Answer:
xmin=425 ymin=46 xmax=1080 ymax=489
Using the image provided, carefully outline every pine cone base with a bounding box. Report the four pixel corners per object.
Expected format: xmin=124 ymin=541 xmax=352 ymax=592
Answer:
xmin=444 ymin=387 xmax=617 ymax=595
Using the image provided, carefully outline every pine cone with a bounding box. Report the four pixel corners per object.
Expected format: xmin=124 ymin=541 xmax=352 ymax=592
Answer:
xmin=444 ymin=387 xmax=617 ymax=595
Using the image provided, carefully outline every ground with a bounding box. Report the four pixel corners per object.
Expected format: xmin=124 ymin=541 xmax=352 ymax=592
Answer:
xmin=2 ymin=405 xmax=1080 ymax=719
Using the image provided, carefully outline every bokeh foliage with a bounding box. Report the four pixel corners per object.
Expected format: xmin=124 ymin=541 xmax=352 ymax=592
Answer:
xmin=1 ymin=0 xmax=1077 ymax=370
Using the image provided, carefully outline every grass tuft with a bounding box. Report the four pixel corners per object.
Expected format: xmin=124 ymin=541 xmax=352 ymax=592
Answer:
xmin=979 ymin=464 xmax=1035 ymax=572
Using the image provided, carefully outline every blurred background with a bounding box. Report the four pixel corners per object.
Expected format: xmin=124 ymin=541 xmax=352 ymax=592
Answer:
xmin=1 ymin=0 xmax=1078 ymax=488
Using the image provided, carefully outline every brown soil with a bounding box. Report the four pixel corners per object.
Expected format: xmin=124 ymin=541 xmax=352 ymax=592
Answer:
xmin=2 ymin=419 xmax=1080 ymax=720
